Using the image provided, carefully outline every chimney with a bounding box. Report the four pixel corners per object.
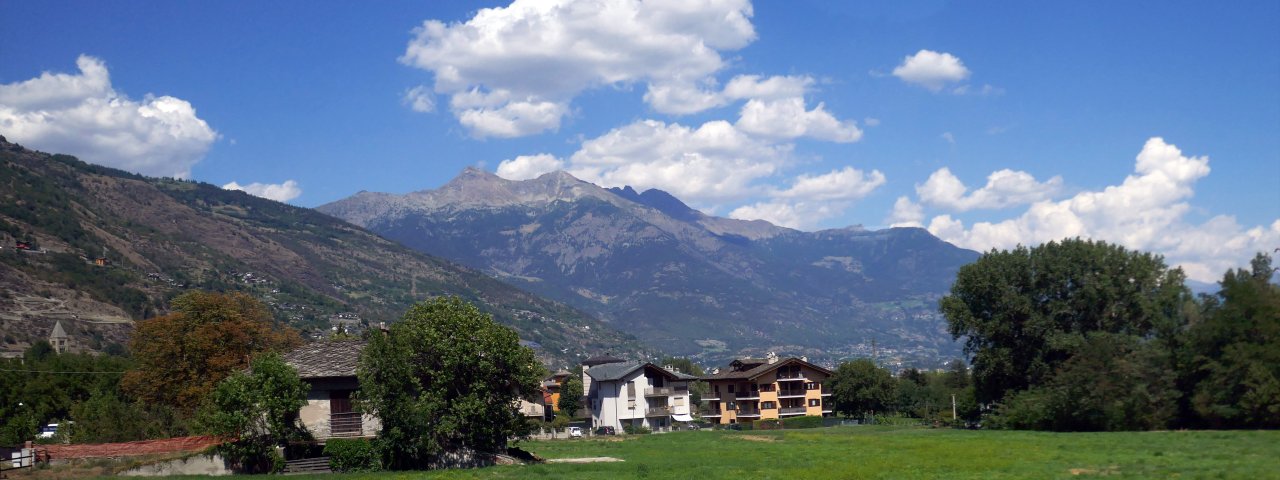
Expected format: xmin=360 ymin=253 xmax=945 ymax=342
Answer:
xmin=801 ymin=356 xmax=808 ymax=362
xmin=766 ymin=351 xmax=779 ymax=364
xmin=712 ymin=367 xmax=720 ymax=375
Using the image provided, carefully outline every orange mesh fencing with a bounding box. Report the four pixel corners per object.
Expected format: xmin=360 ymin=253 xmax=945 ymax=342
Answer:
xmin=41 ymin=435 xmax=227 ymax=459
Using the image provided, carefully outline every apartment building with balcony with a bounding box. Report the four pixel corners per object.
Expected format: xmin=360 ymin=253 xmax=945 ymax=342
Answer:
xmin=699 ymin=353 xmax=833 ymax=425
xmin=582 ymin=357 xmax=697 ymax=431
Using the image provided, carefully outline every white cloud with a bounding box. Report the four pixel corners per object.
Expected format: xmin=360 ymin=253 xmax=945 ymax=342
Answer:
xmin=736 ymin=98 xmax=862 ymax=142
xmin=863 ymin=117 xmax=881 ymax=127
xmin=0 ymin=55 xmax=218 ymax=178
xmin=892 ymin=49 xmax=971 ymax=92
xmin=496 ymin=153 xmax=565 ymax=180
xmin=456 ymin=97 xmax=568 ymax=138
xmin=223 ymin=180 xmax=302 ymax=203
xmin=917 ymin=167 xmax=1062 ymax=211
xmin=926 ymin=138 xmax=1280 ymax=282
xmin=774 ymin=166 xmax=885 ymax=201
xmin=887 ymin=196 xmax=924 ymax=227
xmin=722 ymin=74 xmax=813 ymax=101
xmin=403 ymin=85 xmax=436 ymax=113
xmin=940 ymin=132 xmax=955 ymax=144
xmin=727 ymin=166 xmax=886 ymax=229
xmin=401 ymin=0 xmax=757 ymax=136
xmin=567 ymin=119 xmax=785 ymax=203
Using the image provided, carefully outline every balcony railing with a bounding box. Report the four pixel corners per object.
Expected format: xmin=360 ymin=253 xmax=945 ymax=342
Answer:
xmin=735 ymin=391 xmax=760 ymax=400
xmin=645 ymin=386 xmax=674 ymax=396
xmin=776 ymin=371 xmax=806 ymax=381
xmin=646 ymin=406 xmax=673 ymax=417
xmin=737 ymin=409 xmax=761 ymax=417
xmin=777 ymin=390 xmax=806 ymax=398
xmin=779 ymin=407 xmax=807 ymax=416
xmin=330 ymin=412 xmax=363 ymax=437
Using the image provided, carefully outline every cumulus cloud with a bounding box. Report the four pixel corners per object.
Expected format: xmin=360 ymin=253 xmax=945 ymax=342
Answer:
xmin=887 ymin=196 xmax=925 ymax=228
xmin=727 ymin=167 xmax=885 ymax=229
xmin=917 ymin=167 xmax=1062 ymax=211
xmin=400 ymin=0 xmax=757 ymax=136
xmin=496 ymin=153 xmax=565 ymax=180
xmin=403 ymin=85 xmax=436 ymax=113
xmin=223 ymin=180 xmax=302 ymax=203
xmin=736 ymin=98 xmax=862 ymax=142
xmin=0 ymin=55 xmax=218 ymax=178
xmin=926 ymin=138 xmax=1280 ymax=282
xmin=892 ymin=49 xmax=971 ymax=92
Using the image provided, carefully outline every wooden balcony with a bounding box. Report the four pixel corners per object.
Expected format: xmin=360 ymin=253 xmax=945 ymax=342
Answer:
xmin=330 ymin=412 xmax=363 ymax=437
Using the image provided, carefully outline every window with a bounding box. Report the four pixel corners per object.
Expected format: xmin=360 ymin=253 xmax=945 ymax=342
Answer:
xmin=675 ymin=397 xmax=685 ymax=406
xmin=809 ymin=399 xmax=820 ymax=407
xmin=759 ymin=383 xmax=775 ymax=392
xmin=805 ymin=382 xmax=819 ymax=390
xmin=761 ymin=401 xmax=776 ymax=409
xmin=728 ymin=385 xmax=735 ymax=393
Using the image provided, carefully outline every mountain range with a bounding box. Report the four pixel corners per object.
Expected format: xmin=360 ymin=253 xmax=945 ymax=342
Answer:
xmin=319 ymin=168 xmax=980 ymax=366
xmin=0 ymin=137 xmax=650 ymax=367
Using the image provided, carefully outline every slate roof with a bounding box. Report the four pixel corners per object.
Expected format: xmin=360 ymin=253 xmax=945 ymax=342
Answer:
xmin=49 ymin=321 xmax=67 ymax=339
xmin=700 ymin=357 xmax=833 ymax=382
xmin=587 ymin=362 xmax=692 ymax=382
xmin=281 ymin=341 xmax=365 ymax=379
xmin=585 ymin=362 xmax=643 ymax=381
xmin=582 ymin=354 xmax=626 ymax=366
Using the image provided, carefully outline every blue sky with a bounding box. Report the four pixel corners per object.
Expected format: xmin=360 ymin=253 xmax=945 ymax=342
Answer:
xmin=1 ymin=0 xmax=1277 ymax=282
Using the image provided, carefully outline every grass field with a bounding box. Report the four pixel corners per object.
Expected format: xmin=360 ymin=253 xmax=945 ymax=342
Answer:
xmin=289 ymin=426 xmax=1277 ymax=479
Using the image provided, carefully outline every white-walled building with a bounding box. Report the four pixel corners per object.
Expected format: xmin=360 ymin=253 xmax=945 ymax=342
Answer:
xmin=583 ymin=360 xmax=696 ymax=432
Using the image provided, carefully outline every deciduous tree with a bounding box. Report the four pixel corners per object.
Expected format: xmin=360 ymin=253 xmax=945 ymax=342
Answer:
xmin=199 ymin=353 xmax=310 ymax=473
xmin=122 ymin=291 xmax=301 ymax=412
xmin=829 ymin=358 xmax=894 ymax=418
xmin=357 ymin=296 xmax=542 ymax=469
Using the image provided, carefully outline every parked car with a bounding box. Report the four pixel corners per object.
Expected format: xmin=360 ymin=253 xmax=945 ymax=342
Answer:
xmin=594 ymin=426 xmax=616 ymax=435
xmin=567 ymin=426 xmax=583 ymax=438
xmin=37 ymin=423 xmax=60 ymax=439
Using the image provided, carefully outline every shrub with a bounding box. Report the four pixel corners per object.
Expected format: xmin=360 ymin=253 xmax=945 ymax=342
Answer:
xmin=782 ymin=415 xmax=824 ymax=429
xmin=324 ymin=438 xmax=380 ymax=472
xmin=756 ymin=419 xmax=782 ymax=430
xmin=622 ymin=425 xmax=651 ymax=435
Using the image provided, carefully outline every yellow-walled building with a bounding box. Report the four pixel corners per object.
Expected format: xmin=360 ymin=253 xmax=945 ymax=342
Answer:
xmin=700 ymin=353 xmax=833 ymax=425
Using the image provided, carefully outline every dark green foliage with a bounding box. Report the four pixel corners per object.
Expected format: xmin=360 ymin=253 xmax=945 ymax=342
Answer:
xmin=356 ymin=297 xmax=543 ymax=470
xmin=829 ymin=358 xmax=895 ymax=417
xmin=941 ymin=239 xmax=1189 ymax=406
xmin=782 ymin=415 xmax=824 ymax=429
xmin=557 ymin=373 xmax=583 ymax=417
xmin=623 ymin=424 xmax=652 ymax=434
xmin=987 ymin=332 xmax=1179 ymax=431
xmin=198 ymin=353 xmax=310 ymax=474
xmin=0 ymin=344 xmax=139 ymax=444
xmin=324 ymin=438 xmax=381 ymax=472
xmin=69 ymin=392 xmax=189 ymax=443
xmin=1183 ymin=253 xmax=1280 ymax=428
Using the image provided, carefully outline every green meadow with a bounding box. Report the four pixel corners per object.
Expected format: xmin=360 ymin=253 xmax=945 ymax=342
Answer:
xmin=295 ymin=426 xmax=1278 ymax=479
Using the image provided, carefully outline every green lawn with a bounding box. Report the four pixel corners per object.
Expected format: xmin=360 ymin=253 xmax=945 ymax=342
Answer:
xmin=298 ymin=426 xmax=1276 ymax=479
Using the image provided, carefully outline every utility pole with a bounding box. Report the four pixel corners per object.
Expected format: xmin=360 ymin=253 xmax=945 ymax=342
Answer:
xmin=951 ymin=393 xmax=957 ymax=421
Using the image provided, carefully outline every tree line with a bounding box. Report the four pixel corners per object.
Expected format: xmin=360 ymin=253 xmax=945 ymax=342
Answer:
xmin=824 ymin=239 xmax=1278 ymax=431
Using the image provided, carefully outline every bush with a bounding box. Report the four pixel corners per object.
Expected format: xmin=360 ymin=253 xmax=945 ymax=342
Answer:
xmin=756 ymin=419 xmax=782 ymax=430
xmin=782 ymin=415 xmax=824 ymax=429
xmin=324 ymin=438 xmax=380 ymax=472
xmin=622 ymin=425 xmax=651 ymax=435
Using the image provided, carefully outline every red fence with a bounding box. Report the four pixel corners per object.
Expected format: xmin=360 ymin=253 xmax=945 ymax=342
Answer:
xmin=41 ymin=435 xmax=226 ymax=459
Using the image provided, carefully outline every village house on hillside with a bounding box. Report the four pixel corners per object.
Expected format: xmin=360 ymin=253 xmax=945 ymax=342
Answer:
xmin=700 ymin=352 xmax=833 ymax=425
xmin=581 ymin=355 xmax=696 ymax=432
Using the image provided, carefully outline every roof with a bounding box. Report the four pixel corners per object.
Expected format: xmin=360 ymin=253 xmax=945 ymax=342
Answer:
xmin=586 ymin=362 xmax=643 ymax=381
xmin=587 ymin=362 xmax=688 ymax=382
xmin=281 ymin=341 xmax=365 ymax=379
xmin=700 ymin=357 xmax=833 ymax=382
xmin=49 ymin=321 xmax=67 ymax=339
xmin=582 ymin=354 xmax=626 ymax=366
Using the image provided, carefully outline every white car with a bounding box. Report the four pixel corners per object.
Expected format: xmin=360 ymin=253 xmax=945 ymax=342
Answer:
xmin=37 ymin=423 xmax=60 ymax=439
xmin=567 ymin=426 xmax=583 ymax=438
